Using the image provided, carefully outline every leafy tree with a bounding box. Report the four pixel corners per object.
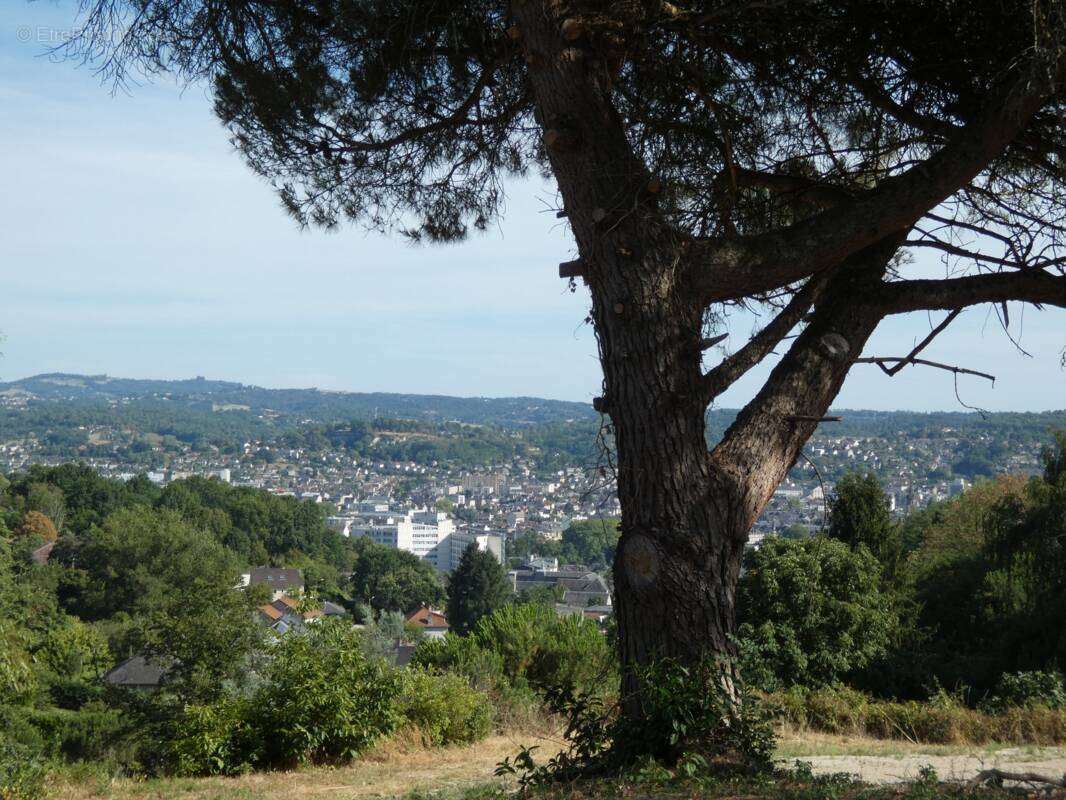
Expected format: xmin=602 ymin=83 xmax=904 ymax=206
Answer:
xmin=65 ymin=0 xmax=1066 ymax=737
xmin=55 ymin=506 xmax=241 ymax=622
xmin=780 ymin=524 xmax=809 ymax=541
xmin=348 ymin=538 xmax=444 ymax=613
xmin=7 ymin=464 xmax=159 ymax=535
xmin=517 ymin=583 xmax=566 ymax=606
xmin=158 ymin=477 xmax=344 ymax=567
xmin=413 ymin=602 xmax=615 ymax=698
xmin=737 ymin=536 xmax=899 ymax=690
xmin=26 ymin=483 xmax=66 ymax=533
xmin=978 ymin=435 xmax=1066 ymax=676
xmin=138 ymin=586 xmax=264 ymax=705
xmin=35 ymin=618 xmax=111 ymax=680
xmin=14 ymin=511 xmax=58 ymax=543
xmin=447 ymin=544 xmax=512 ymax=635
xmin=558 ymin=519 xmax=620 ymax=571
xmin=902 ymin=474 xmax=1033 ymax=692
xmin=0 ymin=543 xmax=40 ymax=706
xmin=828 ymin=472 xmax=901 ymax=572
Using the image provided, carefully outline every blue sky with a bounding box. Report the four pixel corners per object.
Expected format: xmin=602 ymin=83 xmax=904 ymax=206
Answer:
xmin=1 ymin=3 xmax=1063 ymax=411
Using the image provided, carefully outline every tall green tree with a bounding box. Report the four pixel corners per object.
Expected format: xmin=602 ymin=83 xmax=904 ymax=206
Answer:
xmin=447 ymin=545 xmax=512 ymax=635
xmin=66 ymin=0 xmax=1066 ymax=738
xmin=54 ymin=506 xmax=241 ymax=622
xmin=978 ymin=434 xmax=1066 ymax=676
xmin=828 ymin=471 xmax=901 ymax=572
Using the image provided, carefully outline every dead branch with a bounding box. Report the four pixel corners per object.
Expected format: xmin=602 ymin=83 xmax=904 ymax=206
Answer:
xmin=854 ymin=356 xmax=995 ymax=383
xmin=968 ymin=768 xmax=1066 ymax=789
xmin=876 ymin=309 xmax=963 ymax=376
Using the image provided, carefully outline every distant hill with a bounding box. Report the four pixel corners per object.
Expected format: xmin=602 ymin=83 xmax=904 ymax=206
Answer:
xmin=0 ymin=373 xmax=597 ymax=427
xmin=1 ymin=373 xmax=1064 ymax=476
xmin=4 ymin=373 xmax=1065 ymax=434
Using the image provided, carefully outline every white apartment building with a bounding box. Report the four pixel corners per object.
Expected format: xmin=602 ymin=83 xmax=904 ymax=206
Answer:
xmin=438 ymin=529 xmax=505 ymax=573
xmin=329 ymin=506 xmax=503 ymax=574
xmin=335 ymin=508 xmax=455 ymax=569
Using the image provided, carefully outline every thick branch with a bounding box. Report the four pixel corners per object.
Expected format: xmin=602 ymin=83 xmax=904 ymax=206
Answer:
xmin=881 ymin=271 xmax=1066 ymax=314
xmin=729 ymin=167 xmax=852 ymax=208
xmin=709 ymin=239 xmax=899 ymax=533
xmin=701 ymin=276 xmax=827 ymax=401
xmin=687 ymin=62 xmax=1063 ymax=304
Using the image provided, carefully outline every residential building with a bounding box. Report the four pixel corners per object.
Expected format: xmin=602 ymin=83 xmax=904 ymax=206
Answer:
xmin=405 ymin=605 xmax=450 ymax=639
xmin=239 ymin=567 xmax=304 ymax=600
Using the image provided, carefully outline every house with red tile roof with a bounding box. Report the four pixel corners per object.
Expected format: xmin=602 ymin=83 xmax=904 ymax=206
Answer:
xmin=256 ymin=594 xmax=348 ymax=634
xmin=405 ymin=605 xmax=450 ymax=639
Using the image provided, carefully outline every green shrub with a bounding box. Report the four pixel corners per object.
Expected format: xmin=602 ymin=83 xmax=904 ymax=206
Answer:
xmin=501 ymin=657 xmax=774 ymax=785
xmin=159 ymin=697 xmax=249 ymax=776
xmin=397 ymin=670 xmax=493 ymax=746
xmin=0 ymin=707 xmax=46 ymax=755
xmin=983 ymin=671 xmax=1066 ymax=711
xmin=410 ymin=634 xmax=505 ymax=691
xmin=0 ymin=743 xmax=46 ymax=800
xmin=471 ymin=604 xmax=615 ymax=697
xmin=23 ymin=706 xmax=129 ymax=762
xmin=620 ymin=658 xmax=775 ymax=771
xmin=246 ymin=620 xmax=402 ymax=767
xmin=737 ymin=536 xmax=900 ymax=691
xmin=45 ymin=677 xmax=105 ymax=711
xmin=411 ymin=604 xmax=615 ymax=729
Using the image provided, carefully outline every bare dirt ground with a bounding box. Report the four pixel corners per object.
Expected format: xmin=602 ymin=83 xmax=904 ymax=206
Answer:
xmin=779 ymin=732 xmax=1066 ymax=785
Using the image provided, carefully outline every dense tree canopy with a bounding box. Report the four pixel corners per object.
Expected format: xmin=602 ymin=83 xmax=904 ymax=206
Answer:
xmin=348 ymin=538 xmax=444 ymax=613
xmin=828 ymin=472 xmax=902 ymax=572
xmin=737 ymin=536 xmax=899 ymax=690
xmin=447 ymin=544 xmax=512 ymax=635
xmin=54 ymin=507 xmax=241 ymax=622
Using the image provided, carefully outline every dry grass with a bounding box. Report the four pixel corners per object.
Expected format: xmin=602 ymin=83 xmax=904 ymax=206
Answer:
xmin=47 ymin=732 xmax=559 ymax=800
xmin=45 ymin=725 xmax=1066 ymax=800
xmin=768 ymin=687 xmax=1066 ymax=747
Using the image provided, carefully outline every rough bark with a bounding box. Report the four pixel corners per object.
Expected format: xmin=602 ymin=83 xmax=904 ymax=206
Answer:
xmin=509 ymin=0 xmax=1065 ymax=736
xmin=511 ymin=1 xmax=748 ymax=716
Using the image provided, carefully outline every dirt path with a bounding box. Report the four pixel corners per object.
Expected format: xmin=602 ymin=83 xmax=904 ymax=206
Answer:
xmin=790 ymin=749 xmax=1066 ymax=785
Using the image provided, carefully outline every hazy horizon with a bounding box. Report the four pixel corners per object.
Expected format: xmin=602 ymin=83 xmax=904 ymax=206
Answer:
xmin=4 ymin=369 xmax=1066 ymax=416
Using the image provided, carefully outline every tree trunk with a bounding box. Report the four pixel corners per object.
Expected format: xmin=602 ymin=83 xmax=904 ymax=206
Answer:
xmin=512 ymin=1 xmax=752 ymax=699
xmin=590 ymin=257 xmax=749 ymax=716
xmin=511 ymin=0 xmax=891 ymax=740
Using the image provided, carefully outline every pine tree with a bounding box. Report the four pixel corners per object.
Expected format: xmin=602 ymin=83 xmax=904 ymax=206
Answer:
xmin=65 ymin=0 xmax=1066 ymax=735
xmin=828 ymin=472 xmax=901 ymax=570
xmin=446 ymin=544 xmax=511 ymax=635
